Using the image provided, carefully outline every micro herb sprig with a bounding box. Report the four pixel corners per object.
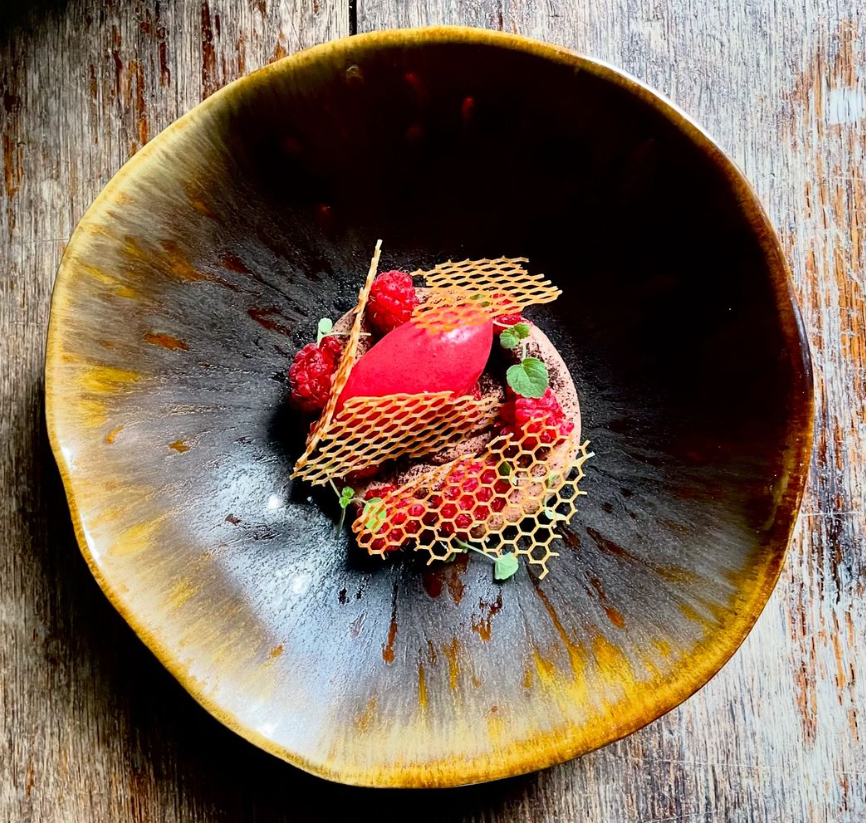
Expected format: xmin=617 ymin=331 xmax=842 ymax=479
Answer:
xmin=316 ymin=317 xmax=333 ymax=344
xmin=447 ymin=538 xmax=520 ymax=581
xmin=498 ymin=321 xmax=548 ymax=398
xmin=362 ymin=498 xmax=386 ymax=532
xmin=329 ymin=480 xmax=389 ymax=535
xmin=498 ymin=321 xmax=530 ymax=354
xmin=330 ymin=479 xmax=359 ymax=533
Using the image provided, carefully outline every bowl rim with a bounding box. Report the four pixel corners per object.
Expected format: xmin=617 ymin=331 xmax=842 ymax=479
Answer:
xmin=45 ymin=25 xmax=815 ymax=788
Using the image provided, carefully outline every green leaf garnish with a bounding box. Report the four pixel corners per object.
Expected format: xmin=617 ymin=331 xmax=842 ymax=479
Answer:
xmin=332 ymin=484 xmax=356 ymax=533
xmin=362 ymin=497 xmax=386 ymax=532
xmin=316 ymin=317 xmax=333 ymax=344
xmin=513 ymin=323 xmax=530 ymax=339
xmin=498 ymin=461 xmax=512 ymax=477
xmin=494 ymin=552 xmax=519 ymax=581
xmin=499 ymin=330 xmax=520 ymax=350
xmin=452 ymin=539 xmax=519 ymax=581
xmin=506 ymin=357 xmax=549 ymax=398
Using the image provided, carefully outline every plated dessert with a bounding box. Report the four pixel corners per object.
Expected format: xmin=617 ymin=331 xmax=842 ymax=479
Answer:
xmin=288 ymin=243 xmax=592 ymax=579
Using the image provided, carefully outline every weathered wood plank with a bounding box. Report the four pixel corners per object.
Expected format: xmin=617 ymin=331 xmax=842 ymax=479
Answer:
xmin=2 ymin=0 xmax=864 ymax=821
xmin=1 ymin=3 xmax=350 ymax=822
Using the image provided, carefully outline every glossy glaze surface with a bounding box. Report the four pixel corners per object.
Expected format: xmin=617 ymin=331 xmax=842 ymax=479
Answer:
xmin=45 ymin=28 xmax=813 ymax=787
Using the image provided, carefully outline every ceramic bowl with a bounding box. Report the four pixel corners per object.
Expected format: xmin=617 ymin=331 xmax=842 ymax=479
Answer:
xmin=46 ymin=27 xmax=813 ymax=787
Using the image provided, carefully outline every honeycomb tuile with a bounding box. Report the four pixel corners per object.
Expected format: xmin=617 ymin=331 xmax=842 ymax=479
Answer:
xmin=291 ymin=392 xmax=500 ymax=485
xmin=353 ymin=420 xmax=592 ymax=579
xmin=412 ymin=257 xmax=561 ymax=332
xmin=294 ymin=241 xmax=381 ymax=475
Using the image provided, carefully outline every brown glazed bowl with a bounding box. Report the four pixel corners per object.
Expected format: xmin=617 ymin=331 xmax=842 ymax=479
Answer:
xmin=45 ymin=28 xmax=813 ymax=787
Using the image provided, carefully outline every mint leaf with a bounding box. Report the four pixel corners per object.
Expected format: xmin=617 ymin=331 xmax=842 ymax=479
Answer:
xmin=316 ymin=317 xmax=333 ymax=344
xmin=494 ymin=552 xmax=519 ymax=581
xmin=498 ymin=461 xmax=512 ymax=477
xmin=499 ymin=330 xmax=519 ymax=350
xmin=513 ymin=323 xmax=530 ymax=340
xmin=506 ymin=357 xmax=548 ymax=398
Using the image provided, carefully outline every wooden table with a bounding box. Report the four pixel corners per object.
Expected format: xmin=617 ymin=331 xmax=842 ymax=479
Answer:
xmin=1 ymin=2 xmax=863 ymax=820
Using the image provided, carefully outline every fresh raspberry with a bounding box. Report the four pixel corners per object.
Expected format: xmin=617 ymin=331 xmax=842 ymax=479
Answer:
xmin=455 ymin=513 xmax=472 ymax=530
xmin=428 ymin=460 xmax=494 ymax=538
xmin=370 ymin=459 xmax=499 ymax=544
xmin=500 ymin=387 xmax=574 ymax=447
xmin=364 ymin=485 xmax=396 ymax=500
xmin=319 ymin=335 xmax=343 ymax=360
xmin=493 ymin=313 xmax=530 ymax=335
xmin=346 ymin=465 xmax=380 ymax=481
xmin=287 ymin=339 xmax=343 ymax=413
xmin=367 ymin=270 xmax=418 ymax=336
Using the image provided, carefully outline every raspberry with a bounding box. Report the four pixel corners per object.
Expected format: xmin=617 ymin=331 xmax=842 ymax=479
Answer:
xmin=319 ymin=336 xmax=343 ymax=361
xmin=500 ymin=387 xmax=574 ymax=447
xmin=364 ymin=485 xmax=396 ymax=500
xmin=455 ymin=513 xmax=472 ymax=530
xmin=288 ymin=339 xmax=343 ymax=413
xmin=461 ymin=476 xmax=480 ymax=493
xmin=346 ymin=465 xmax=380 ymax=481
xmin=493 ymin=312 xmax=530 ymax=335
xmin=367 ymin=270 xmax=418 ymax=336
xmin=473 ymin=504 xmax=490 ymax=521
xmin=424 ymin=493 xmax=442 ymax=526
xmin=420 ymin=459 xmax=503 ymax=538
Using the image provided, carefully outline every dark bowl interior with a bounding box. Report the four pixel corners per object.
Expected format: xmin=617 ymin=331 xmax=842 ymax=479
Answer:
xmin=46 ymin=28 xmax=812 ymax=787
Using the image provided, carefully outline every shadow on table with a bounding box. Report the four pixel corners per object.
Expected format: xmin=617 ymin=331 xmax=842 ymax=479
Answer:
xmin=0 ymin=0 xmax=68 ymax=34
xmin=15 ymin=376 xmax=551 ymax=822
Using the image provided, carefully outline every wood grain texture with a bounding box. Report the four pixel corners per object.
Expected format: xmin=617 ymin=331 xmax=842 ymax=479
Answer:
xmin=1 ymin=1 xmax=863 ymax=821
